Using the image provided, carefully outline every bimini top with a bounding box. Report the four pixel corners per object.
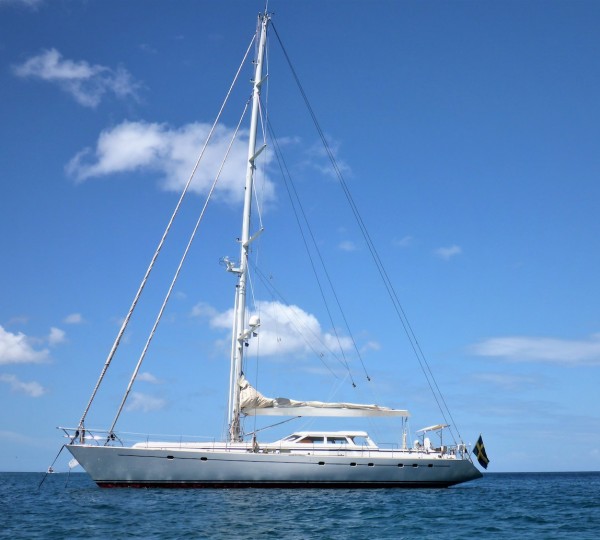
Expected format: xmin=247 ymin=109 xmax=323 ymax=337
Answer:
xmin=238 ymin=377 xmax=409 ymax=418
xmin=416 ymin=424 xmax=450 ymax=433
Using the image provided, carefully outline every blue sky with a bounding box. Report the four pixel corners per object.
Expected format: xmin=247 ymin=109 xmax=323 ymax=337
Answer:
xmin=1 ymin=0 xmax=599 ymax=474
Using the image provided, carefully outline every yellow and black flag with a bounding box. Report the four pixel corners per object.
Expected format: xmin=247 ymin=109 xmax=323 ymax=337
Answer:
xmin=473 ymin=435 xmax=489 ymax=469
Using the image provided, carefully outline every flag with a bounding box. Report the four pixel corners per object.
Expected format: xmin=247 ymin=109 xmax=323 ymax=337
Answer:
xmin=473 ymin=435 xmax=489 ymax=469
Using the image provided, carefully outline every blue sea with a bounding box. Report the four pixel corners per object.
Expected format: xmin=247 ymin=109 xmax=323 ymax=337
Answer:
xmin=1 ymin=472 xmax=598 ymax=539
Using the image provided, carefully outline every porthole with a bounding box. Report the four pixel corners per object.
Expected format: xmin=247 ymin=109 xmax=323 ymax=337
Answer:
xmin=367 ymin=463 xmax=374 ymax=467
xmin=350 ymin=462 xmax=357 ymax=467
xmin=412 ymin=463 xmax=418 ymax=468
xmin=318 ymin=461 xmax=325 ymax=466
xmin=427 ymin=463 xmax=433 ymax=468
xmin=397 ymin=463 xmax=404 ymax=468
xmin=166 ymin=455 xmax=174 ymax=460
xmin=200 ymin=457 xmax=208 ymax=461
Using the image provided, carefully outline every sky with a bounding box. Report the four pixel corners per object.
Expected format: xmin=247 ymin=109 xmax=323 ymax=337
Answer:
xmin=1 ymin=0 xmax=599 ymax=474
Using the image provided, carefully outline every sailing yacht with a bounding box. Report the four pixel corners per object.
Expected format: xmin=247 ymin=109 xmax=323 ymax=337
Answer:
xmin=63 ymin=13 xmax=483 ymax=488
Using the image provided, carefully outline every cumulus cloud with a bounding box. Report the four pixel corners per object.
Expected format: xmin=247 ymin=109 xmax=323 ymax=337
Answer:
xmin=0 ymin=325 xmax=49 ymax=364
xmin=471 ymin=372 xmax=537 ymax=390
xmin=301 ymin=137 xmax=351 ymax=180
xmin=66 ymin=120 xmax=276 ymax=205
xmin=360 ymin=341 xmax=381 ymax=354
xmin=6 ymin=316 xmax=29 ymax=326
xmin=0 ymin=0 xmax=43 ymax=7
xmin=338 ymin=240 xmax=357 ymax=252
xmin=137 ymin=372 xmax=160 ymax=384
xmin=196 ymin=300 xmax=352 ymax=358
xmin=434 ymin=244 xmax=462 ymax=260
xmin=125 ymin=392 xmax=166 ymax=412
xmin=191 ymin=301 xmax=219 ymax=320
xmin=0 ymin=374 xmax=46 ymax=397
xmin=48 ymin=327 xmax=66 ymax=346
xmin=470 ymin=333 xmax=600 ymax=366
xmin=64 ymin=313 xmax=84 ymax=324
xmin=13 ymin=48 xmax=139 ymax=107
xmin=393 ymin=235 xmax=413 ymax=248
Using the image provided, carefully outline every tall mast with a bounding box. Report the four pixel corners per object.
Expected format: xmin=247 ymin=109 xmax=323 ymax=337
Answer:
xmin=227 ymin=13 xmax=269 ymax=442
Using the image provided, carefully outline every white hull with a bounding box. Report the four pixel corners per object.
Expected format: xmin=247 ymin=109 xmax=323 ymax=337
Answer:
xmin=67 ymin=443 xmax=482 ymax=488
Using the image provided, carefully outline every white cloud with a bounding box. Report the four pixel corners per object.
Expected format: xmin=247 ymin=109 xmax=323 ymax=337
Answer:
xmin=191 ymin=301 xmax=219 ymax=320
xmin=126 ymin=391 xmax=166 ymax=412
xmin=139 ymin=43 xmax=158 ymax=54
xmin=137 ymin=372 xmax=160 ymax=384
xmin=471 ymin=372 xmax=536 ymax=390
xmin=0 ymin=0 xmax=42 ymax=7
xmin=0 ymin=325 xmax=49 ymax=364
xmin=203 ymin=300 xmax=352 ymax=358
xmin=393 ymin=235 xmax=413 ymax=248
xmin=64 ymin=313 xmax=84 ymax=324
xmin=6 ymin=315 xmax=29 ymax=326
xmin=48 ymin=327 xmax=66 ymax=346
xmin=470 ymin=333 xmax=600 ymax=366
xmin=13 ymin=48 xmax=139 ymax=107
xmin=207 ymin=307 xmax=236 ymax=330
xmin=66 ymin=121 xmax=276 ymax=206
xmin=434 ymin=244 xmax=462 ymax=260
xmin=360 ymin=341 xmax=381 ymax=354
xmin=0 ymin=374 xmax=46 ymax=397
xmin=302 ymin=137 xmax=351 ymax=180
xmin=338 ymin=240 xmax=357 ymax=252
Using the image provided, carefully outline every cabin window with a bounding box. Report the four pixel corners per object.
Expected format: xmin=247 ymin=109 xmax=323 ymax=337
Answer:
xmin=298 ymin=436 xmax=325 ymax=444
xmin=350 ymin=462 xmax=357 ymax=467
xmin=367 ymin=463 xmax=374 ymax=467
xmin=350 ymin=436 xmax=370 ymax=447
xmin=397 ymin=463 xmax=404 ymax=468
xmin=318 ymin=461 xmax=325 ymax=466
xmin=326 ymin=437 xmax=349 ymax=445
xmin=412 ymin=463 xmax=418 ymax=468
xmin=427 ymin=464 xmax=433 ymax=468
xmin=166 ymin=455 xmax=174 ymax=460
xmin=200 ymin=457 xmax=208 ymax=461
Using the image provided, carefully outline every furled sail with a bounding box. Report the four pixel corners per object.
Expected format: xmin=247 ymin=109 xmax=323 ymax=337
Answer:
xmin=239 ymin=377 xmax=409 ymax=418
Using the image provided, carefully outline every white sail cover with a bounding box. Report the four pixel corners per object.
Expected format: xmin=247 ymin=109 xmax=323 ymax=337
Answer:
xmin=239 ymin=377 xmax=409 ymax=418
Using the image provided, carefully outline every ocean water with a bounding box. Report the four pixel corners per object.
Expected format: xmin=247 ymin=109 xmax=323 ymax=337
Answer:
xmin=1 ymin=472 xmax=598 ymax=539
